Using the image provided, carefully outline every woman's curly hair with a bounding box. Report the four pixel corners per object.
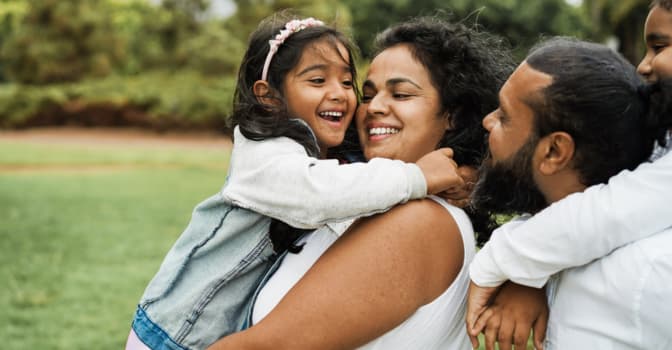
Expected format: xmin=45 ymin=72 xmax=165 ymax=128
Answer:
xmin=373 ymin=16 xmax=515 ymax=245
xmin=373 ymin=15 xmax=514 ymax=167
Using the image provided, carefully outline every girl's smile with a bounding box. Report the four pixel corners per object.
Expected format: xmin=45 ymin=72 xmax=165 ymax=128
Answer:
xmin=282 ymin=39 xmax=357 ymax=157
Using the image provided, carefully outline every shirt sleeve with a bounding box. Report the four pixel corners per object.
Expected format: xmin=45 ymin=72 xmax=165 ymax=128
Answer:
xmin=470 ymin=150 xmax=672 ymax=288
xmin=221 ymin=127 xmax=427 ymax=229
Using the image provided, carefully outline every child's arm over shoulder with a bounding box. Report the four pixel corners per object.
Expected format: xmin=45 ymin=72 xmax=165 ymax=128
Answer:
xmin=470 ymin=150 xmax=672 ymax=288
xmin=221 ymin=128 xmax=427 ymax=229
xmin=207 ymin=199 xmax=465 ymax=350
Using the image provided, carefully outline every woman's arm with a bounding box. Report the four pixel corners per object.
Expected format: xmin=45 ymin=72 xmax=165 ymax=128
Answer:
xmin=470 ymin=150 xmax=672 ymax=289
xmin=207 ymin=199 xmax=465 ymax=350
xmin=222 ymin=127 xmax=462 ymax=229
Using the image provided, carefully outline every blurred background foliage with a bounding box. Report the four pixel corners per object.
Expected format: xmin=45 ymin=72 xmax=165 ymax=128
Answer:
xmin=0 ymin=0 xmax=652 ymax=131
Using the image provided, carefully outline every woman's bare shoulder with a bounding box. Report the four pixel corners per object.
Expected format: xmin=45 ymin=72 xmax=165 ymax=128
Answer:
xmin=344 ymin=198 xmax=465 ymax=302
xmin=370 ymin=198 xmax=461 ymax=233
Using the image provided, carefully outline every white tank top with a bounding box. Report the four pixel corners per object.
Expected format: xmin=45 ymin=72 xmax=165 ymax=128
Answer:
xmin=252 ymin=196 xmax=476 ymax=350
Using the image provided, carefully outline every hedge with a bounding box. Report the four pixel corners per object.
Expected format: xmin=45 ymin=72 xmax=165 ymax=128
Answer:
xmin=0 ymin=70 xmax=236 ymax=132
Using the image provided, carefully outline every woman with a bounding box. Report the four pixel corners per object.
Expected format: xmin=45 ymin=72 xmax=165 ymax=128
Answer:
xmin=209 ymin=16 xmax=513 ymax=349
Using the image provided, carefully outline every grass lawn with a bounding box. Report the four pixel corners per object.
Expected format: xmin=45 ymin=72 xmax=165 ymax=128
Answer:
xmin=0 ymin=132 xmax=230 ymax=349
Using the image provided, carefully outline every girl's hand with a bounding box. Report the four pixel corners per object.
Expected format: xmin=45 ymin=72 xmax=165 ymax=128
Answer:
xmin=437 ymin=165 xmax=477 ymax=207
xmin=466 ymin=281 xmax=500 ymax=348
xmin=416 ymin=148 xmax=464 ymax=195
xmin=469 ymin=282 xmax=548 ymax=350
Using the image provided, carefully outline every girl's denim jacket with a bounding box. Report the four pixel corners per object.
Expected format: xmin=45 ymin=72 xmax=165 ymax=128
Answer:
xmin=131 ymin=126 xmax=427 ymax=349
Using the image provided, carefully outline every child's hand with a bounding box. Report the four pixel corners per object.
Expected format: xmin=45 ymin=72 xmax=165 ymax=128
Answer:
xmin=436 ymin=165 xmax=477 ymax=207
xmin=416 ymin=148 xmax=464 ymax=195
xmin=468 ymin=282 xmax=548 ymax=350
xmin=466 ymin=281 xmax=500 ymax=348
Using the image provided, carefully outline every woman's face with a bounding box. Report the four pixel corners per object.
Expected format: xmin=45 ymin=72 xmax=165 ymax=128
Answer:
xmin=356 ymin=44 xmax=449 ymax=162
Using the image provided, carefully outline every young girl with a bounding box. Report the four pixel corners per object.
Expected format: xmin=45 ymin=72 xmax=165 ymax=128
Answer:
xmin=126 ymin=14 xmax=464 ymax=350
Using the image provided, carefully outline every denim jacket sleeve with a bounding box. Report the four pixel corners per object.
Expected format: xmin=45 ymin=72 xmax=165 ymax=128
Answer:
xmin=220 ymin=127 xmax=427 ymax=229
xmin=470 ymin=149 xmax=672 ymax=288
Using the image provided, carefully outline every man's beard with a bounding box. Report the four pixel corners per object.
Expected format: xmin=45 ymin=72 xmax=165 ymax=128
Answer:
xmin=472 ymin=137 xmax=548 ymax=216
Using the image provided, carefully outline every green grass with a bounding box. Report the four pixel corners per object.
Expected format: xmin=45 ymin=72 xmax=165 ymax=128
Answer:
xmin=0 ymin=137 xmax=230 ymax=349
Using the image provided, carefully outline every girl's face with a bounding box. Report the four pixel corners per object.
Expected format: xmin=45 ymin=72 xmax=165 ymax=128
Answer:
xmin=639 ymin=5 xmax=672 ymax=82
xmin=282 ymin=39 xmax=357 ymax=158
xmin=356 ymin=44 xmax=450 ymax=162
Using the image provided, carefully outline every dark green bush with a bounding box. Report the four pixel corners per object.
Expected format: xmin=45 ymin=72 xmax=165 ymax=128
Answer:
xmin=0 ymin=70 xmax=235 ymax=132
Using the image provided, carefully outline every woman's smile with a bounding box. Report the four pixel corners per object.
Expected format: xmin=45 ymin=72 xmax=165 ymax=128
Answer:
xmin=356 ymin=44 xmax=449 ymax=162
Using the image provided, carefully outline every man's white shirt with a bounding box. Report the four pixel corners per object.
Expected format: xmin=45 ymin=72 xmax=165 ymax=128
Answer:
xmin=544 ymin=227 xmax=672 ymax=349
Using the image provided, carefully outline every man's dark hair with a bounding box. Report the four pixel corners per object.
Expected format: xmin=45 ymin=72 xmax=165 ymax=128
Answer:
xmin=525 ymin=37 xmax=658 ymax=186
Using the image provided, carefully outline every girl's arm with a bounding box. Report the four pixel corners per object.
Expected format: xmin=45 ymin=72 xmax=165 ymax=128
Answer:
xmin=207 ymin=199 xmax=465 ymax=350
xmin=470 ymin=150 xmax=672 ymax=289
xmin=222 ymin=127 xmax=461 ymax=229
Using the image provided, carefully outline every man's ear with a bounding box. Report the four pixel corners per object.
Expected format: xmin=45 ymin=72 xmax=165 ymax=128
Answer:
xmin=536 ymin=131 xmax=575 ymax=175
xmin=253 ymin=80 xmax=278 ymax=105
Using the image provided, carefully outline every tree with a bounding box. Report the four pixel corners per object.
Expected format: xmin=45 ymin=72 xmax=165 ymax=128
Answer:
xmin=1 ymin=0 xmax=123 ymax=84
xmin=225 ymin=0 xmax=352 ymax=46
xmin=0 ymin=0 xmax=28 ymax=81
xmin=157 ymin=0 xmax=209 ymax=53
xmin=176 ymin=21 xmax=246 ymax=75
xmin=581 ymin=0 xmax=650 ymax=64
xmin=344 ymin=0 xmax=589 ymax=60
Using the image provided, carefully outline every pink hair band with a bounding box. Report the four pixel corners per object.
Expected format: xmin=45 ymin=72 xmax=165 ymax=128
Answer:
xmin=261 ymin=18 xmax=325 ymax=82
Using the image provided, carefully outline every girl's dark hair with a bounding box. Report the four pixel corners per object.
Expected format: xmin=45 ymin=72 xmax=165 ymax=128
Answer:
xmin=373 ymin=16 xmax=514 ymax=245
xmin=233 ymin=12 xmax=360 ymax=253
xmin=233 ymin=12 xmax=359 ymax=157
xmin=526 ymin=37 xmax=671 ymax=188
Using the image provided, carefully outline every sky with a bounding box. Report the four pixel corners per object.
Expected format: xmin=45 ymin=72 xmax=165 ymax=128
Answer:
xmin=208 ymin=0 xmax=236 ymax=18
